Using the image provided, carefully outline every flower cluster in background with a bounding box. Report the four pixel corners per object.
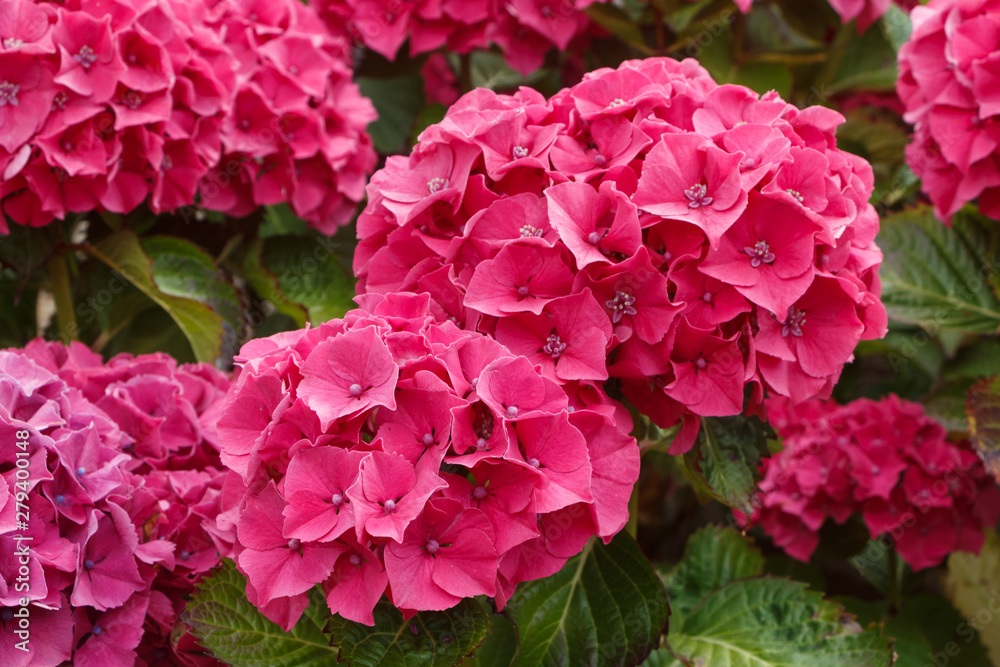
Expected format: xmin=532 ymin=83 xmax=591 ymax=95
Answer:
xmin=354 ymin=57 xmax=887 ymax=453
xmin=310 ymin=0 xmax=603 ymax=76
xmin=746 ymin=395 xmax=1000 ymax=571
xmin=0 ymin=341 xmax=231 ymax=667
xmin=216 ymin=293 xmax=638 ymax=628
xmin=0 ymin=0 xmax=376 ymax=234
xmin=898 ymin=0 xmax=1000 ymax=222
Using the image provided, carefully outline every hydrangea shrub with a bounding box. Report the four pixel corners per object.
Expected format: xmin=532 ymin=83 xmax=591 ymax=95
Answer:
xmin=0 ymin=341 xmax=231 ymax=666
xmin=746 ymin=395 xmax=1000 ymax=570
xmin=215 ymin=292 xmax=638 ymax=627
xmin=355 ymin=57 xmax=888 ymax=453
xmin=898 ymin=0 xmax=1000 ymax=222
xmin=0 ymin=0 xmax=376 ymax=233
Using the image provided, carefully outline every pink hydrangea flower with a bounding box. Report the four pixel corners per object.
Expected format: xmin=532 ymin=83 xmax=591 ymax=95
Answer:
xmin=355 ymin=58 xmax=887 ymax=454
xmin=217 ymin=294 xmax=638 ymax=627
xmin=0 ymin=0 xmax=375 ymax=234
xmin=744 ymin=395 xmax=1000 ymax=570
xmin=898 ymin=0 xmax=1000 ymax=221
xmin=0 ymin=341 xmax=232 ymax=666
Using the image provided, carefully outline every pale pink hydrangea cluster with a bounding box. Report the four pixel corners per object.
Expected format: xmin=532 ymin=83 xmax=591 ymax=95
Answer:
xmin=216 ymin=293 xmax=638 ymax=628
xmin=0 ymin=0 xmax=376 ymax=235
xmin=898 ymin=0 xmax=1000 ymax=222
xmin=310 ymin=0 xmax=603 ymax=76
xmin=354 ymin=57 xmax=887 ymax=454
xmin=745 ymin=396 xmax=1000 ymax=571
xmin=0 ymin=340 xmax=232 ymax=667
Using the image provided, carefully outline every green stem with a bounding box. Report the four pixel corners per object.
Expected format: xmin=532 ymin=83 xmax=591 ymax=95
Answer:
xmin=47 ymin=249 xmax=77 ymax=342
xmin=887 ymin=547 xmax=901 ymax=614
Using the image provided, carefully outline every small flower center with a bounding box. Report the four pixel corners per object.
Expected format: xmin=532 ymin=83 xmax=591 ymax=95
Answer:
xmin=331 ymin=493 xmax=343 ymax=506
xmin=519 ymin=224 xmax=543 ymax=238
xmin=695 ymin=358 xmax=707 ymax=370
xmin=52 ymin=91 xmax=68 ymax=111
xmin=786 ymin=188 xmax=804 ymax=203
xmin=1 ymin=609 xmax=13 ymax=621
xmin=92 ymin=625 xmax=102 ymax=636
xmin=512 ymin=145 xmax=529 ymax=159
xmin=607 ymin=98 xmax=626 ymax=108
xmin=702 ymin=291 xmax=713 ymax=303
xmin=180 ymin=551 xmax=191 ymax=561
xmin=593 ymin=153 xmax=607 ymax=166
xmin=74 ymin=45 xmax=98 ymax=69
xmin=3 ymin=38 xmax=23 ymax=49
xmin=162 ymin=155 xmax=173 ymax=170
xmin=528 ymin=457 xmax=541 ymax=468
xmin=517 ymin=285 xmax=530 ymax=297
xmin=76 ymin=467 xmax=86 ymax=476
xmin=744 ymin=240 xmax=775 ymax=268
xmin=425 ymin=539 xmax=440 ymax=554
xmin=121 ymin=90 xmax=143 ymax=110
xmin=0 ymin=81 xmax=20 ymax=107
xmin=472 ymin=486 xmax=488 ymax=500
xmin=349 ymin=383 xmax=363 ymax=397
xmin=587 ymin=231 xmax=602 ymax=244
xmin=780 ymin=307 xmax=806 ymax=338
xmin=506 ymin=406 xmax=518 ymax=418
xmin=427 ymin=177 xmax=449 ymax=194
xmin=84 ymin=559 xmax=95 ymax=570
xmin=476 ymin=437 xmax=488 ymax=450
xmin=743 ymin=157 xmax=756 ymax=169
xmin=542 ymin=333 xmax=567 ymax=359
xmin=55 ymin=494 xmax=66 ymax=504
xmin=422 ymin=432 xmax=434 ymax=446
xmin=684 ymin=183 xmax=713 ymax=208
xmin=350 ymin=553 xmax=362 ymax=566
xmin=605 ymin=291 xmax=637 ymax=324
xmin=383 ymin=499 xmax=396 ymax=513
xmin=288 ymin=538 xmax=301 ymax=550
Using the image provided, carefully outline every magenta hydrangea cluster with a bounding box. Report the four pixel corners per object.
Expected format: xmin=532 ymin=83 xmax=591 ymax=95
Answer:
xmin=0 ymin=340 xmax=231 ymax=667
xmin=0 ymin=0 xmax=376 ymax=234
xmin=897 ymin=0 xmax=1000 ymax=222
xmin=311 ymin=0 xmax=603 ymax=76
xmin=354 ymin=57 xmax=888 ymax=454
xmin=744 ymin=396 xmax=1000 ymax=571
xmin=215 ymin=293 xmax=638 ymax=629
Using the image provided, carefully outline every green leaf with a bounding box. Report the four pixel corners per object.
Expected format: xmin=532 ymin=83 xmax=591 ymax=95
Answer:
xmin=326 ymin=597 xmax=492 ymax=667
xmin=662 ymin=578 xmax=893 ymax=666
xmin=237 ymin=237 xmax=308 ymax=328
xmin=358 ymin=71 xmax=425 ymax=154
xmin=87 ymin=230 xmax=225 ymax=363
xmin=182 ymin=560 xmax=336 ymax=667
xmin=829 ymin=21 xmax=899 ymax=93
xmin=261 ymin=203 xmax=308 ymax=238
xmin=461 ymin=613 xmax=518 ymax=667
xmin=877 ymin=207 xmax=1000 ymax=334
xmin=888 ymin=594 xmax=992 ymax=667
xmin=258 ymin=235 xmax=356 ymax=324
xmin=661 ymin=526 xmax=764 ymax=626
xmin=141 ymin=235 xmax=242 ymax=341
xmin=585 ymin=4 xmax=651 ymax=54
xmin=468 ymin=51 xmax=548 ymax=92
xmin=966 ymin=375 xmax=1000 ymax=483
xmin=880 ymin=4 xmax=912 ymax=54
xmin=944 ymin=531 xmax=1000 ymax=666
xmin=508 ymin=532 xmax=670 ymax=667
xmin=683 ymin=416 xmax=770 ymax=515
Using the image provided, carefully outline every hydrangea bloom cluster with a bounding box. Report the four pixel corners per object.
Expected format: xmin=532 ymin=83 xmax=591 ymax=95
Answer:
xmin=746 ymin=396 xmax=1000 ymax=571
xmin=310 ymin=0 xmax=602 ymax=75
xmin=0 ymin=340 xmax=232 ymax=667
xmin=0 ymin=0 xmax=376 ymax=234
xmin=216 ymin=293 xmax=638 ymax=628
xmin=897 ymin=0 xmax=1000 ymax=222
xmin=354 ymin=57 xmax=887 ymax=453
